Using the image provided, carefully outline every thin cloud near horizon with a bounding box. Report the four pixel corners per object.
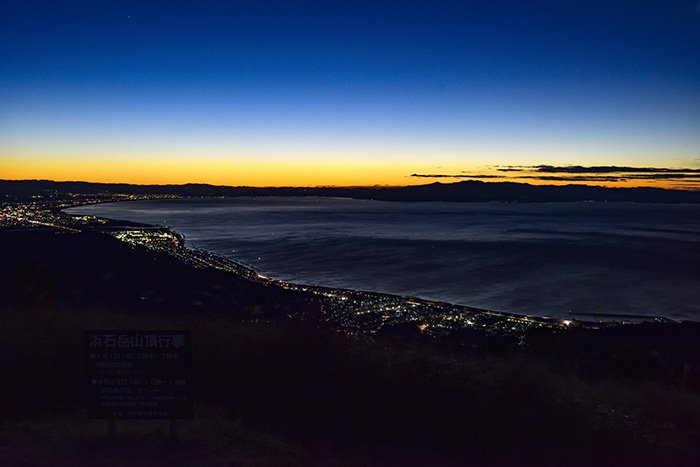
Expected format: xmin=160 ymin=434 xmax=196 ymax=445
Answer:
xmin=411 ymin=165 xmax=700 ymax=186
xmin=494 ymin=165 xmax=700 ymax=174
xmin=410 ymin=174 xmax=505 ymax=179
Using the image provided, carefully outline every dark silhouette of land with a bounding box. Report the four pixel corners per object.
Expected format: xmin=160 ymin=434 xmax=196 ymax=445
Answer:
xmin=2 ymin=227 xmax=700 ymax=465
xmin=2 ymin=182 xmax=700 ymax=466
xmin=3 ymin=178 xmax=700 ymax=203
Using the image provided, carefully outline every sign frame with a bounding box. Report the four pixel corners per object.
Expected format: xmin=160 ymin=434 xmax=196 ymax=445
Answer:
xmin=84 ymin=330 xmax=193 ymax=420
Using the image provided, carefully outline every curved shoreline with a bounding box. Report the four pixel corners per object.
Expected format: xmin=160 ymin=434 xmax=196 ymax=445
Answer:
xmin=62 ymin=197 xmax=671 ymax=327
xmin=62 ymin=198 xmax=536 ymax=312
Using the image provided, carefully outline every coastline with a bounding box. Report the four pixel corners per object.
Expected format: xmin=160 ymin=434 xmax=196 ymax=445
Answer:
xmin=63 ymin=196 xmax=678 ymax=322
xmin=62 ymin=197 xmax=620 ymax=342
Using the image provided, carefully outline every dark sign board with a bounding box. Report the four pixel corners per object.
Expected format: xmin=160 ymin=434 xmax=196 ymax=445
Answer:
xmin=84 ymin=330 xmax=193 ymax=420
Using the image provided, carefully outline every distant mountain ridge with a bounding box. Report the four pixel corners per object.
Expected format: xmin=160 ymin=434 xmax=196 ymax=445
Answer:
xmin=2 ymin=179 xmax=700 ymax=203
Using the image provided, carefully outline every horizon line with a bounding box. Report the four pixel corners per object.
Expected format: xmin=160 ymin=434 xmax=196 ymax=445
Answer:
xmin=2 ymin=177 xmax=700 ymax=192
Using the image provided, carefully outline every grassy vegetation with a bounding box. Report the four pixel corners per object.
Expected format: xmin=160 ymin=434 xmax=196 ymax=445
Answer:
xmin=3 ymin=303 xmax=700 ymax=465
xmin=2 ymin=229 xmax=700 ymax=465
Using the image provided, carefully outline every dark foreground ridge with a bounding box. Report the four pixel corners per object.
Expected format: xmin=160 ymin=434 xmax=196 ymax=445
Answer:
xmin=3 ymin=178 xmax=700 ymax=203
xmin=2 ymin=186 xmax=700 ymax=466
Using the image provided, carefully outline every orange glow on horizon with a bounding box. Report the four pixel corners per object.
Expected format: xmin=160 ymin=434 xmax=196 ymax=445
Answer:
xmin=1 ymin=152 xmax=696 ymax=190
xmin=1 ymin=154 xmax=422 ymax=187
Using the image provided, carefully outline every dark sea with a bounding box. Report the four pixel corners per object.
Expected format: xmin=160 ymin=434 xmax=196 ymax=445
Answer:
xmin=67 ymin=198 xmax=700 ymax=320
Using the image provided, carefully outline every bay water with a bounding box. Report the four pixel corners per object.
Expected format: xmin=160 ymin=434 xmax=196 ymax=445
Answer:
xmin=67 ymin=197 xmax=700 ymax=320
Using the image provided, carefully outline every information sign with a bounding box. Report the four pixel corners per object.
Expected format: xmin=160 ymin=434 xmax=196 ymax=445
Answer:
xmin=84 ymin=330 xmax=193 ymax=419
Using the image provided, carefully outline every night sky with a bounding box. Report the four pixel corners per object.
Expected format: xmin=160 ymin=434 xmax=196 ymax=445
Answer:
xmin=2 ymin=0 xmax=699 ymax=187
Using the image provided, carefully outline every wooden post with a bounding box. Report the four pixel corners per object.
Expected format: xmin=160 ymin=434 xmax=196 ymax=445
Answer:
xmin=168 ymin=419 xmax=178 ymax=442
xmin=108 ymin=418 xmax=116 ymax=446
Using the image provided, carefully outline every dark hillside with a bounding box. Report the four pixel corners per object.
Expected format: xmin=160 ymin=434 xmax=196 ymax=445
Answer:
xmin=0 ymin=229 xmax=313 ymax=317
xmin=2 ymin=227 xmax=700 ymax=466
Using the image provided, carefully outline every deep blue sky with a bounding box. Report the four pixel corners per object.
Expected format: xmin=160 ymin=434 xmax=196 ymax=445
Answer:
xmin=2 ymin=0 xmax=700 ymax=185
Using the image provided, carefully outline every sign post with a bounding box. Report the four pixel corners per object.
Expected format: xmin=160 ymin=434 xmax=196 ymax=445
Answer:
xmin=84 ymin=330 xmax=193 ymax=440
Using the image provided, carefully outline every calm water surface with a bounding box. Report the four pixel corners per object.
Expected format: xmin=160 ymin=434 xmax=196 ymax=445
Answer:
xmin=67 ymin=198 xmax=700 ymax=320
